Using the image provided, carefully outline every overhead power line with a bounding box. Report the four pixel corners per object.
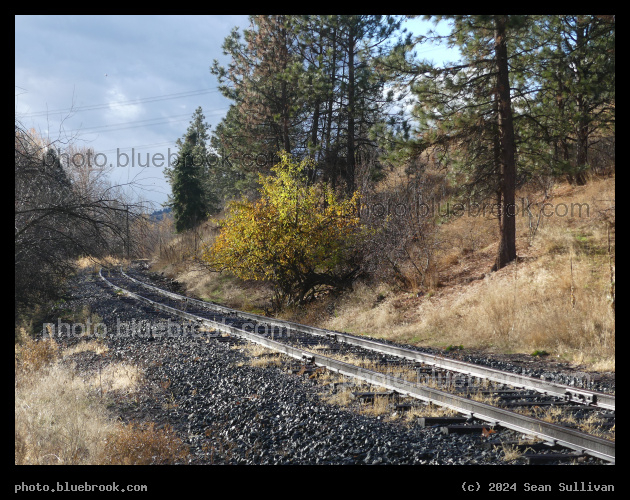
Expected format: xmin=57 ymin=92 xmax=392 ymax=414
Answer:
xmin=97 ymin=141 xmax=178 ymax=154
xmin=20 ymin=88 xmax=222 ymax=118
xmin=66 ymin=107 xmax=229 ymax=136
xmin=71 ymin=113 xmax=194 ymax=132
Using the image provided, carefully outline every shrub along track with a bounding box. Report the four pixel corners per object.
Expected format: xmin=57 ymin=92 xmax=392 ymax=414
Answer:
xmin=91 ymin=264 xmax=615 ymax=465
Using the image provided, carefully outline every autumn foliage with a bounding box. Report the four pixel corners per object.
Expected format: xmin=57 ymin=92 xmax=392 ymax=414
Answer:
xmin=203 ymin=152 xmax=364 ymax=308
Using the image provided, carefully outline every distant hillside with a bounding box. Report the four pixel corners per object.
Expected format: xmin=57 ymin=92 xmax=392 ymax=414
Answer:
xmin=149 ymin=207 xmax=172 ymax=222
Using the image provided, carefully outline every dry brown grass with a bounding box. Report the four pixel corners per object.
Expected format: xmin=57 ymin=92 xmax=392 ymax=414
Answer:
xmin=88 ymin=361 xmax=143 ymax=395
xmin=15 ymin=334 xmax=189 ymax=465
xmin=317 ymin=176 xmax=615 ymax=371
xmin=175 ymin=266 xmax=273 ymax=313
xmin=318 ymin=371 xmax=365 ymax=408
xmin=512 ymin=405 xmax=615 ymax=441
xmin=322 ymin=254 xmax=614 ymax=369
xmin=15 ymin=333 xmax=60 ymax=375
xmin=153 ymin=217 xmax=223 ymax=272
xmin=15 ymin=353 xmax=117 ymax=465
xmin=96 ymin=422 xmax=189 ymax=465
xmin=402 ymin=402 xmax=459 ymax=423
xmin=76 ymin=255 xmax=129 ymax=274
xmin=358 ymin=393 xmax=393 ymax=417
xmin=314 ymin=348 xmax=421 ymax=384
xmin=149 ymin=175 xmax=614 ymax=372
xmin=325 ymin=387 xmax=355 ymax=407
xmin=317 ymin=281 xmax=410 ymax=338
xmin=500 ymin=443 xmax=525 ymax=462
xmin=63 ymin=339 xmax=109 ymax=356
xmin=233 ymin=343 xmax=288 ymax=368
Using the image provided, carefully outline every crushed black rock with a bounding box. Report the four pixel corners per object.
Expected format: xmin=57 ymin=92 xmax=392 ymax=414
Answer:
xmin=46 ymin=267 xmax=612 ymax=465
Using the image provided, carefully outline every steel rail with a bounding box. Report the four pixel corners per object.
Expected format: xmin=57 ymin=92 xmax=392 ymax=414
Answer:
xmin=118 ymin=268 xmax=615 ymax=411
xmin=100 ymin=269 xmax=615 ymax=463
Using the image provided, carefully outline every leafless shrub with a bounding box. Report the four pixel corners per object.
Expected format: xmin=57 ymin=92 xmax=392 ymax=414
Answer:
xmin=358 ymin=158 xmax=449 ymax=290
xmin=14 ymin=120 xmax=148 ymax=314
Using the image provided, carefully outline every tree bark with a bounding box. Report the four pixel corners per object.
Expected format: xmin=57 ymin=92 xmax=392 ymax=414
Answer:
xmin=324 ymin=25 xmax=337 ymax=187
xmin=346 ymin=22 xmax=356 ymax=194
xmin=494 ymin=15 xmax=517 ymax=270
xmin=574 ymin=17 xmax=589 ymax=186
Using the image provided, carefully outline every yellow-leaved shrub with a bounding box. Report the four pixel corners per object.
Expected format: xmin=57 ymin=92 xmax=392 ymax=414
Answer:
xmin=203 ymin=152 xmax=364 ymax=307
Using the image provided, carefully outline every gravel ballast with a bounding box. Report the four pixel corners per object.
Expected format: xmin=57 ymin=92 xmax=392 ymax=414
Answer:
xmin=47 ymin=267 xmax=614 ymax=466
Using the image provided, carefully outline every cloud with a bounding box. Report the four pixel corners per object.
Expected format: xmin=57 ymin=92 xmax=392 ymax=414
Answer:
xmin=15 ymin=15 xmax=247 ymax=206
xmin=106 ymin=86 xmax=143 ymax=122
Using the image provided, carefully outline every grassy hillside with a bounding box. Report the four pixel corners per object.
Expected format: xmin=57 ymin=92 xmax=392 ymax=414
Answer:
xmin=152 ymin=174 xmax=615 ymax=371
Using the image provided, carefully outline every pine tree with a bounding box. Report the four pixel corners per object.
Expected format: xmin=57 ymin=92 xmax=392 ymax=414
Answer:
xmin=165 ymin=107 xmax=218 ymax=233
xmin=210 ymin=15 xmax=406 ymax=199
xmin=210 ymin=15 xmax=303 ymax=198
xmin=493 ymin=15 xmax=518 ymax=269
xmin=389 ymin=15 xmax=529 ymax=270
xmin=518 ymin=16 xmax=615 ymax=185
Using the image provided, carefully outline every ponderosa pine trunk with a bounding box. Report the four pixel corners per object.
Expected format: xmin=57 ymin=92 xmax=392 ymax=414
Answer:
xmin=494 ymin=15 xmax=517 ymax=270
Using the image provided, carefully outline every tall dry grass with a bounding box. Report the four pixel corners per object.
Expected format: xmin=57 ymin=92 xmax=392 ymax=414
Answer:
xmin=152 ymin=217 xmax=221 ymax=271
xmin=75 ymin=255 xmax=131 ymax=278
xmin=150 ymin=217 xmax=274 ymax=312
xmin=322 ymin=252 xmax=614 ymax=369
xmin=15 ymin=334 xmax=189 ymax=465
xmin=320 ymin=176 xmax=615 ymax=370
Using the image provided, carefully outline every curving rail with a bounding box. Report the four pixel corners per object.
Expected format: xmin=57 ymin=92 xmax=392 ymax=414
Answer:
xmin=119 ymin=267 xmax=614 ymax=411
xmin=99 ymin=267 xmax=615 ymax=463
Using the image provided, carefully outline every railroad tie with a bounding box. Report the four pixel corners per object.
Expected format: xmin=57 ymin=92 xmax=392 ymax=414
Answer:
xmin=521 ymin=452 xmax=587 ymax=464
xmin=441 ymin=424 xmax=498 ymax=435
xmin=418 ymin=416 xmax=468 ymax=427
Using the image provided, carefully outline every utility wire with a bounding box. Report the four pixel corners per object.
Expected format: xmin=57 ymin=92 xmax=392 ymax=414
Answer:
xmin=97 ymin=141 xmax=178 ymax=154
xmin=71 ymin=113 xmax=194 ymax=132
xmin=69 ymin=118 xmax=192 ymax=135
xmin=66 ymin=107 xmax=229 ymax=135
xmin=20 ymin=88 xmax=221 ymax=117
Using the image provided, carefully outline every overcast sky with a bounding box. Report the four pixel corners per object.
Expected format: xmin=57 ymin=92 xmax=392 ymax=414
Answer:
xmin=15 ymin=15 xmax=458 ymax=210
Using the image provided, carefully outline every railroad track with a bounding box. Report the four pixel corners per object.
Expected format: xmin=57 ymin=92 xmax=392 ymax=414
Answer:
xmin=98 ymin=266 xmax=615 ymax=464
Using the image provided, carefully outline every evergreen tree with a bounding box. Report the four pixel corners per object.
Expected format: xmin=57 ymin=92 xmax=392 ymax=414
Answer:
xmin=326 ymin=15 xmax=405 ymax=194
xmin=210 ymin=16 xmax=304 ymax=199
xmin=165 ymin=107 xmax=218 ymax=232
xmin=384 ymin=15 xmax=614 ymax=270
xmin=517 ymin=15 xmax=615 ymax=185
xmin=210 ymin=15 xmax=406 ymax=199
xmin=386 ymin=15 xmax=530 ymax=270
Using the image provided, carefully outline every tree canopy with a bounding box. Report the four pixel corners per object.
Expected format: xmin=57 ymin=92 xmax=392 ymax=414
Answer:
xmin=164 ymin=107 xmax=220 ymax=232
